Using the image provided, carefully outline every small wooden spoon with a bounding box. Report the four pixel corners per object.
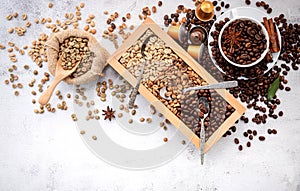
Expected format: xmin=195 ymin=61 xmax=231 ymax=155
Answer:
xmin=39 ymin=57 xmax=80 ymax=105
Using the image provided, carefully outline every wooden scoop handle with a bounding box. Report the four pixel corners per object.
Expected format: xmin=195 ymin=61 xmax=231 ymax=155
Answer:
xmin=38 ymin=77 xmax=62 ymax=105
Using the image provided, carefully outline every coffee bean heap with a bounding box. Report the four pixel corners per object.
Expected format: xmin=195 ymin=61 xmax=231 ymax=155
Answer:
xmin=120 ymin=30 xmax=235 ymax=141
xmin=220 ymin=19 xmax=267 ymax=65
xmin=210 ymin=18 xmax=271 ymax=78
xmin=181 ymin=89 xmax=234 ymax=140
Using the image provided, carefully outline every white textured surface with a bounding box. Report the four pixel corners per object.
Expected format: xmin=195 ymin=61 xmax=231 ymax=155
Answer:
xmin=0 ymin=0 xmax=300 ymax=191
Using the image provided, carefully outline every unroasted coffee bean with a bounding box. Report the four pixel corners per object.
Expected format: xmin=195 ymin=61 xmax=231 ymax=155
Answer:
xmin=259 ymin=136 xmax=266 ymax=141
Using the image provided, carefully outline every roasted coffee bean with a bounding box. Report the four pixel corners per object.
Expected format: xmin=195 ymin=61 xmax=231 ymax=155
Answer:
xmin=256 ymin=2 xmax=261 ymax=7
xmin=234 ymin=138 xmax=239 ymax=144
xmin=246 ymin=142 xmax=251 ymax=147
xmin=220 ymin=1 xmax=225 ymax=7
xmin=245 ymin=0 xmax=251 ymax=5
xmin=264 ymin=4 xmax=269 ymax=9
xmin=278 ymin=111 xmax=283 ymax=116
xmin=238 ymin=145 xmax=243 ymax=151
xmin=249 ymin=135 xmax=253 ymax=140
xmin=243 ymin=132 xmax=248 ymax=137
xmin=225 ymin=4 xmax=230 ymax=8
xmin=220 ymin=19 xmax=266 ymax=65
xmin=259 ymin=136 xmax=266 ymax=141
xmin=267 ymin=8 xmax=272 ymax=14
xmin=231 ymin=126 xmax=237 ymax=132
xmin=212 ymin=1 xmax=218 ymax=6
xmin=272 ymin=129 xmax=277 ymax=134
xmin=267 ymin=129 xmax=272 ymax=134
xmin=253 ymin=130 xmax=257 ymax=136
xmin=216 ymin=6 xmax=221 ymax=11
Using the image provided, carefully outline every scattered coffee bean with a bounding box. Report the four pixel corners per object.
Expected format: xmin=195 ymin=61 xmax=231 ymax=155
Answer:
xmin=249 ymin=135 xmax=253 ymax=140
xmin=238 ymin=145 xmax=243 ymax=151
xmin=246 ymin=141 xmax=251 ymax=147
xmin=259 ymin=136 xmax=266 ymax=141
xmin=234 ymin=138 xmax=239 ymax=144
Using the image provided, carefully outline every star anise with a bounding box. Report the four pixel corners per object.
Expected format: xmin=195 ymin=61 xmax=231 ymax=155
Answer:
xmin=102 ymin=106 xmax=115 ymax=121
xmin=223 ymin=27 xmax=243 ymax=54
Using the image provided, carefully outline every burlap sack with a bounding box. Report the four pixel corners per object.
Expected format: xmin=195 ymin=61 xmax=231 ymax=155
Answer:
xmin=46 ymin=29 xmax=110 ymax=85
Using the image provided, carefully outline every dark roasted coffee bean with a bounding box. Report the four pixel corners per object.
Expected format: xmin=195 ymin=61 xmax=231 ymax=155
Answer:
xmin=212 ymin=1 xmax=218 ymax=6
xmin=264 ymin=4 xmax=269 ymax=9
xmin=267 ymin=129 xmax=272 ymax=134
xmin=246 ymin=142 xmax=251 ymax=147
xmin=216 ymin=6 xmax=221 ymax=11
xmin=278 ymin=111 xmax=283 ymax=116
xmin=164 ymin=15 xmax=169 ymax=20
xmin=267 ymin=8 xmax=272 ymax=14
xmin=272 ymin=129 xmax=277 ymax=134
xmin=243 ymin=132 xmax=248 ymax=137
xmin=256 ymin=2 xmax=261 ymax=7
xmin=238 ymin=145 xmax=243 ymax=151
xmin=285 ymin=87 xmax=291 ymax=91
xmin=245 ymin=0 xmax=251 ymax=5
xmin=221 ymin=1 xmax=225 ymax=7
xmin=234 ymin=138 xmax=239 ymax=144
xmin=249 ymin=135 xmax=253 ymax=140
xmin=225 ymin=4 xmax=230 ymax=8
xmin=253 ymin=130 xmax=257 ymax=136
xmin=259 ymin=136 xmax=266 ymax=141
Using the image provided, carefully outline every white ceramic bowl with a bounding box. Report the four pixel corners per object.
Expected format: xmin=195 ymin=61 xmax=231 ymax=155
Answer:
xmin=218 ymin=16 xmax=269 ymax=68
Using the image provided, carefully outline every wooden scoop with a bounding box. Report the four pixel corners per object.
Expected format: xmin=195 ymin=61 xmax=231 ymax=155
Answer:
xmin=39 ymin=57 xmax=80 ymax=105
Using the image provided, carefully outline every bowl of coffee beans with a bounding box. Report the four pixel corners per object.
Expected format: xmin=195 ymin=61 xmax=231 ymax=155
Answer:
xmin=218 ymin=17 xmax=269 ymax=67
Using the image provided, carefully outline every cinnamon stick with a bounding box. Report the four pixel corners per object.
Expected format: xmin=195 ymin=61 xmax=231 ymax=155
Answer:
xmin=268 ymin=18 xmax=280 ymax=53
xmin=263 ymin=17 xmax=271 ymax=36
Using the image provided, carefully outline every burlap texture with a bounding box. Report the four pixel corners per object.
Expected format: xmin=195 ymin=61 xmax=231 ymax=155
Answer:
xmin=46 ymin=29 xmax=110 ymax=85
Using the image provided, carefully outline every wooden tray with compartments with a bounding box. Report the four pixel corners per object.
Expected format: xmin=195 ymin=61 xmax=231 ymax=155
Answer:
xmin=107 ymin=18 xmax=246 ymax=153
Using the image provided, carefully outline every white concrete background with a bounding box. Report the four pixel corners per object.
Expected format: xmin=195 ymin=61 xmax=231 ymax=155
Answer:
xmin=0 ymin=0 xmax=300 ymax=191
